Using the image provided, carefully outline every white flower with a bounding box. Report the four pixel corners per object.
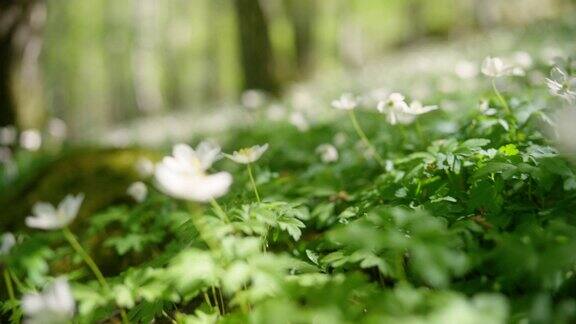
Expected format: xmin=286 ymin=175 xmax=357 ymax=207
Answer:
xmin=377 ymin=93 xmax=413 ymax=125
xmin=289 ymin=111 xmax=310 ymax=132
xmin=454 ymin=60 xmax=479 ymax=79
xmin=225 ymin=144 xmax=269 ymax=164
xmin=331 ymin=93 xmax=358 ymax=110
xmin=20 ymin=129 xmax=42 ymax=151
xmin=47 ymin=118 xmax=67 ymax=140
xmin=513 ymin=51 xmax=533 ymax=69
xmin=22 ymin=277 xmax=75 ymax=324
xmin=481 ymin=57 xmax=510 ymax=78
xmin=405 ymin=101 xmax=438 ymax=115
xmin=155 ymin=143 xmax=232 ymax=202
xmin=316 ymin=144 xmax=339 ymax=163
xmin=135 ymin=157 xmax=155 ymax=178
xmin=241 ymin=89 xmax=267 ymax=109
xmin=1 ymin=232 xmax=16 ymax=255
xmin=546 ymin=66 xmax=576 ymax=103
xmin=0 ymin=126 xmax=17 ymax=145
xmin=127 ymin=181 xmax=148 ymax=203
xmin=26 ymin=194 xmax=84 ymax=230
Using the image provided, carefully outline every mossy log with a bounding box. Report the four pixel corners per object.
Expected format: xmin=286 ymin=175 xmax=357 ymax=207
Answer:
xmin=0 ymin=148 xmax=158 ymax=232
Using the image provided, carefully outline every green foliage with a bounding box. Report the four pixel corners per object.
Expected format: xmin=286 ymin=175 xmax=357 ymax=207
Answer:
xmin=5 ymin=48 xmax=576 ymax=324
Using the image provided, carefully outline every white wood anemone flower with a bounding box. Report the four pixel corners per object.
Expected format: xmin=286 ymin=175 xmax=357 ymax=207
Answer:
xmin=22 ymin=277 xmax=75 ymax=324
xmin=406 ymin=101 xmax=439 ymax=115
xmin=377 ymin=93 xmax=413 ymax=125
xmin=155 ymin=142 xmax=232 ymax=202
xmin=316 ymin=144 xmax=339 ymax=163
xmin=1 ymin=232 xmax=16 ymax=255
xmin=225 ymin=144 xmax=269 ymax=164
xmin=481 ymin=57 xmax=510 ymax=78
xmin=127 ymin=181 xmax=148 ymax=203
xmin=546 ymin=66 xmax=576 ymax=103
xmin=26 ymin=194 xmax=84 ymax=230
xmin=331 ymin=93 xmax=358 ymax=110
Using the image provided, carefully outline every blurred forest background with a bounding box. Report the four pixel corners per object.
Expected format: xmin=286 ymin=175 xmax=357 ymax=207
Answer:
xmin=1 ymin=0 xmax=575 ymax=140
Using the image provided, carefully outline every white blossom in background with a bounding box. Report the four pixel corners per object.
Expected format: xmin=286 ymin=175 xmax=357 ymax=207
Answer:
xmin=0 ymin=126 xmax=17 ymax=145
xmin=377 ymin=93 xmax=413 ymax=125
xmin=225 ymin=144 xmax=268 ymax=164
xmin=135 ymin=157 xmax=155 ymax=178
xmin=155 ymin=143 xmax=232 ymax=202
xmin=266 ymin=104 xmax=286 ymax=121
xmin=26 ymin=194 xmax=84 ymax=230
xmin=289 ymin=111 xmax=310 ymax=132
xmin=481 ymin=57 xmax=510 ymax=78
xmin=127 ymin=181 xmax=148 ymax=203
xmin=454 ymin=60 xmax=479 ymax=79
xmin=241 ymin=89 xmax=267 ymax=109
xmin=22 ymin=277 xmax=75 ymax=324
xmin=20 ymin=129 xmax=42 ymax=151
xmin=331 ymin=93 xmax=358 ymax=110
xmin=405 ymin=101 xmax=439 ymax=115
xmin=554 ymin=108 xmax=576 ymax=158
xmin=333 ymin=132 xmax=347 ymax=146
xmin=47 ymin=118 xmax=68 ymax=140
xmin=546 ymin=66 xmax=576 ymax=103
xmin=513 ymin=51 xmax=533 ymax=69
xmin=316 ymin=144 xmax=339 ymax=163
xmin=0 ymin=147 xmax=12 ymax=163
xmin=1 ymin=232 xmax=16 ymax=255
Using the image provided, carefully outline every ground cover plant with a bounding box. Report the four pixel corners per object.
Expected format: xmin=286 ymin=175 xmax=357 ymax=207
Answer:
xmin=2 ymin=23 xmax=576 ymax=324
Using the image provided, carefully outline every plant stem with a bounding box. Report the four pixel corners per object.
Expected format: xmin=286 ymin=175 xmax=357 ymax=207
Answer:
xmin=212 ymin=286 xmax=222 ymax=315
xmin=218 ymin=286 xmax=226 ymax=314
xmin=415 ymin=120 xmax=426 ymax=145
xmin=3 ymin=269 xmax=15 ymax=302
xmin=491 ymin=79 xmax=517 ymax=140
xmin=246 ymin=163 xmax=261 ymax=202
xmin=203 ymin=290 xmax=215 ymax=311
xmin=62 ymin=227 xmax=108 ymax=289
xmin=491 ymin=79 xmax=512 ymax=115
xmin=62 ymin=228 xmax=130 ymax=324
xmin=348 ymin=110 xmax=386 ymax=168
xmin=210 ymin=198 xmax=229 ymax=223
xmin=395 ymin=252 xmax=407 ymax=282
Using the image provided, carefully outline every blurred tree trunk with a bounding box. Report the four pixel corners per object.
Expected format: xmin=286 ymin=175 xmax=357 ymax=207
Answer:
xmin=473 ymin=0 xmax=498 ymax=30
xmin=0 ymin=0 xmax=45 ymax=128
xmin=233 ymin=0 xmax=279 ymax=95
xmin=0 ymin=2 xmax=23 ymax=127
xmin=0 ymin=29 xmax=17 ymax=127
xmin=284 ymin=0 xmax=316 ymax=78
xmin=203 ymin=0 xmax=222 ymax=101
xmin=406 ymin=0 xmax=426 ymax=41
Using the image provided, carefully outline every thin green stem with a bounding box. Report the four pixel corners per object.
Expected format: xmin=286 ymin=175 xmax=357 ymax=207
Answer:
xmin=218 ymin=286 xmax=226 ymax=314
xmin=209 ymin=198 xmax=229 ymax=223
xmin=3 ymin=269 xmax=15 ymax=301
xmin=187 ymin=206 xmax=219 ymax=252
xmin=395 ymin=252 xmax=407 ymax=282
xmin=62 ymin=228 xmax=129 ymax=323
xmin=491 ymin=79 xmax=511 ymax=115
xmin=415 ymin=120 xmax=425 ymax=145
xmin=491 ymin=79 xmax=517 ymax=140
xmin=8 ymin=270 xmax=27 ymax=293
xmin=62 ymin=228 xmax=108 ymax=289
xmin=203 ymin=290 xmax=215 ymax=311
xmin=211 ymin=286 xmax=222 ymax=315
xmin=246 ymin=163 xmax=261 ymax=202
xmin=348 ymin=110 xmax=386 ymax=168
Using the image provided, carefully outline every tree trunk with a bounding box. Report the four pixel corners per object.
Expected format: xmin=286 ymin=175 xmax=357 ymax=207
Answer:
xmin=233 ymin=0 xmax=279 ymax=95
xmin=284 ymin=0 xmax=315 ymax=78
xmin=0 ymin=0 xmax=45 ymax=128
xmin=0 ymin=2 xmax=20 ymax=127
